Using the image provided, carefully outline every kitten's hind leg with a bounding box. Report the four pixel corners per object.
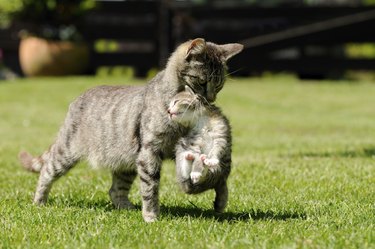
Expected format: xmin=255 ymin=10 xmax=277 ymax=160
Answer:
xmin=109 ymin=169 xmax=137 ymax=209
xmin=33 ymin=145 xmax=78 ymax=205
xmin=214 ymin=180 xmax=228 ymax=213
xmin=190 ymin=157 xmax=206 ymax=184
xmin=176 ymin=151 xmax=195 ymax=180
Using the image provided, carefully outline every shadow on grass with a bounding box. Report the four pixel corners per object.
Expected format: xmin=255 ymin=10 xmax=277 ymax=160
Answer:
xmin=291 ymin=146 xmax=375 ymax=159
xmin=49 ymin=197 xmax=115 ymax=211
xmin=49 ymin=197 xmax=306 ymax=222
xmin=161 ymin=205 xmax=306 ymax=222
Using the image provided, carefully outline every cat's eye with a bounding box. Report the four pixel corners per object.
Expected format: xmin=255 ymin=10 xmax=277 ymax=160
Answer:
xmin=181 ymin=72 xmax=201 ymax=81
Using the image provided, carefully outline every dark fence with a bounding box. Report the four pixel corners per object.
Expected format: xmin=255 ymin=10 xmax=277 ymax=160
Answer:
xmin=1 ymin=1 xmax=375 ymax=78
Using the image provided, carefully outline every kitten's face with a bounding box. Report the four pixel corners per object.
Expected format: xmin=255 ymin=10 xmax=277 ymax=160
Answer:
xmin=167 ymin=86 xmax=205 ymax=126
xmin=177 ymin=39 xmax=243 ymax=102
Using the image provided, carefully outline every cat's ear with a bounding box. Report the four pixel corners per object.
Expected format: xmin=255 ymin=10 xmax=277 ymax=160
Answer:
xmin=184 ymin=85 xmax=195 ymax=95
xmin=186 ymin=38 xmax=206 ymax=59
xmin=218 ymin=43 xmax=244 ymax=62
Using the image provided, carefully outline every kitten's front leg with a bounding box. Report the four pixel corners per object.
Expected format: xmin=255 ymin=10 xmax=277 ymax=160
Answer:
xmin=137 ymin=147 xmax=162 ymax=222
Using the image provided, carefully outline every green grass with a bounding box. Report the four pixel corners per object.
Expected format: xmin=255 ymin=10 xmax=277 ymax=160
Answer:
xmin=0 ymin=76 xmax=374 ymax=248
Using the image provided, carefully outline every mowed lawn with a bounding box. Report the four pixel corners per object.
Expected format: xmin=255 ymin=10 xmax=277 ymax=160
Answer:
xmin=0 ymin=76 xmax=374 ymax=249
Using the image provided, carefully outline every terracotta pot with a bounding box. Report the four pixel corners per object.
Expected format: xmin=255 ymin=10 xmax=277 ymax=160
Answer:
xmin=19 ymin=36 xmax=89 ymax=76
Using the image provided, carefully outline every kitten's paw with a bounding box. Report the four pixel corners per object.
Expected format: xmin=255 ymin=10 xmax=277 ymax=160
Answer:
xmin=200 ymin=154 xmax=207 ymax=161
xmin=190 ymin=172 xmax=202 ymax=184
xmin=184 ymin=152 xmax=195 ymax=161
xmin=204 ymin=158 xmax=220 ymax=167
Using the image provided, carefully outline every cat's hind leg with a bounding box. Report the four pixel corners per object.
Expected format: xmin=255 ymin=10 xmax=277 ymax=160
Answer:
xmin=109 ymin=169 xmax=137 ymax=209
xmin=23 ymin=144 xmax=78 ymax=205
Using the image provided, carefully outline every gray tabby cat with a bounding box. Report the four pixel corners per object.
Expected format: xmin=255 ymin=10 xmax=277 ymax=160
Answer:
xmin=169 ymin=86 xmax=231 ymax=212
xmin=19 ymin=38 xmax=243 ymax=222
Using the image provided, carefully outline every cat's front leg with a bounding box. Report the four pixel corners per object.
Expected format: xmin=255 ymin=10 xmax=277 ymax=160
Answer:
xmin=137 ymin=147 xmax=162 ymax=222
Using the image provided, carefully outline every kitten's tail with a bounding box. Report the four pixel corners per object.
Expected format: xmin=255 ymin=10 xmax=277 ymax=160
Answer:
xmin=19 ymin=151 xmax=44 ymax=173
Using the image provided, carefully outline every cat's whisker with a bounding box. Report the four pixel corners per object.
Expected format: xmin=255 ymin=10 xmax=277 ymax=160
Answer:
xmin=209 ymin=68 xmax=216 ymax=78
xmin=225 ymin=67 xmax=244 ymax=77
xmin=226 ymin=77 xmax=239 ymax=83
xmin=199 ymin=95 xmax=211 ymax=107
xmin=198 ymin=103 xmax=204 ymax=118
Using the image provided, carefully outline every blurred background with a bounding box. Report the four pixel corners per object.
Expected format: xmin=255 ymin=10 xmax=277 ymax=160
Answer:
xmin=1 ymin=0 xmax=375 ymax=80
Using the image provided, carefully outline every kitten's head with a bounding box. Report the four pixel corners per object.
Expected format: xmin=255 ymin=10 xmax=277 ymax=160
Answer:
xmin=171 ymin=38 xmax=243 ymax=103
xmin=168 ymin=85 xmax=207 ymax=126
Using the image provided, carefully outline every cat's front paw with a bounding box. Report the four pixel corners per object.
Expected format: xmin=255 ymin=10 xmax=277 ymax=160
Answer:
xmin=190 ymin=171 xmax=202 ymax=184
xmin=143 ymin=211 xmax=158 ymax=223
xmin=142 ymin=207 xmax=159 ymax=223
xmin=34 ymin=193 xmax=48 ymax=205
xmin=204 ymin=158 xmax=220 ymax=167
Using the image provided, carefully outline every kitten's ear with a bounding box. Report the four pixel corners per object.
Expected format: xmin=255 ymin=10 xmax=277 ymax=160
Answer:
xmin=186 ymin=38 xmax=206 ymax=59
xmin=219 ymin=43 xmax=244 ymax=62
xmin=184 ymin=85 xmax=195 ymax=95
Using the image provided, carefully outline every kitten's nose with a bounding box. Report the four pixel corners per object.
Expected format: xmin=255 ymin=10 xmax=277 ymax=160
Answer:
xmin=167 ymin=108 xmax=171 ymax=114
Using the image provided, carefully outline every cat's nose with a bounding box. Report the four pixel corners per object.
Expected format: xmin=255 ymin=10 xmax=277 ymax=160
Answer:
xmin=207 ymin=92 xmax=216 ymax=102
xmin=167 ymin=108 xmax=171 ymax=114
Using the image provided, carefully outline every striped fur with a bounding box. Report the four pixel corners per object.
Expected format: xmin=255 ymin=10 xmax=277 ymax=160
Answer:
xmin=170 ymin=87 xmax=232 ymax=213
xmin=19 ymin=38 xmax=243 ymax=222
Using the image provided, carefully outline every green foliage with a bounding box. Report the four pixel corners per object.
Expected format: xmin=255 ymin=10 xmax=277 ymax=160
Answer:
xmin=0 ymin=1 xmax=22 ymax=27
xmin=0 ymin=76 xmax=374 ymax=248
xmin=0 ymin=0 xmax=96 ymax=40
xmin=346 ymin=43 xmax=375 ymax=59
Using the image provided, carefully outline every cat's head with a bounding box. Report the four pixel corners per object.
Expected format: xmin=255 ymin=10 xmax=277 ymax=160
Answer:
xmin=167 ymin=85 xmax=208 ymax=126
xmin=170 ymin=38 xmax=243 ymax=103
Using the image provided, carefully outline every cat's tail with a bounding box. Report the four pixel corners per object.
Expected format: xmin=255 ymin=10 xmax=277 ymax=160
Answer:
xmin=19 ymin=151 xmax=45 ymax=173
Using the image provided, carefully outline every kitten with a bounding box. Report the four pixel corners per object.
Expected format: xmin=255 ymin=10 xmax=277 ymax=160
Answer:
xmin=19 ymin=38 xmax=243 ymax=222
xmin=169 ymin=86 xmax=231 ymax=213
